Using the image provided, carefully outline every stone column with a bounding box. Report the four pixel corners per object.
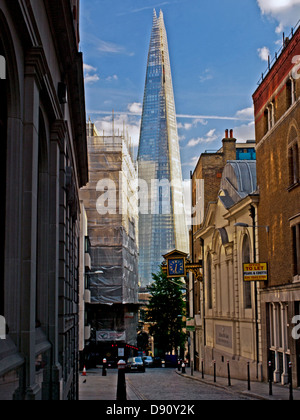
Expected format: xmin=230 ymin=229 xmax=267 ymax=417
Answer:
xmin=273 ymin=304 xmax=281 ymax=383
xmin=281 ymin=303 xmax=289 ymax=385
xmin=19 ymin=50 xmax=41 ymax=400
xmin=47 ymin=121 xmax=66 ymax=400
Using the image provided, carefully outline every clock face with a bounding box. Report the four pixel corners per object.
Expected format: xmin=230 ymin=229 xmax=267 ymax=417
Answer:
xmin=168 ymin=258 xmax=185 ymax=277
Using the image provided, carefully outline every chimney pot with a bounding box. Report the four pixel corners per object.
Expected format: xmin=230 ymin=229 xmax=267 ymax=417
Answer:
xmin=225 ymin=129 xmax=229 ymax=139
xmin=230 ymin=129 xmax=233 ymax=138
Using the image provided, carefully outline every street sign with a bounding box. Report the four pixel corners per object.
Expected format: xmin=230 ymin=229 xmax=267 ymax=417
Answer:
xmin=243 ymin=263 xmax=268 ymax=282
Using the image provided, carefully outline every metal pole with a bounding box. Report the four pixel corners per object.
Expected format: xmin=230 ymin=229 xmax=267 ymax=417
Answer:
xmin=201 ymin=359 xmax=204 ymax=379
xmin=102 ymin=358 xmax=107 ymax=377
xmin=182 ymin=362 xmax=186 ymax=374
xmin=213 ymin=360 xmax=216 ymax=383
xmin=250 ymin=205 xmax=260 ymax=380
xmin=227 ymin=361 xmax=231 ymax=387
xmin=289 ymin=362 xmax=293 ymax=401
xmin=247 ymin=362 xmax=251 ymax=391
xmin=268 ymin=361 xmax=273 ymax=396
xmin=117 ymin=360 xmax=127 ymax=401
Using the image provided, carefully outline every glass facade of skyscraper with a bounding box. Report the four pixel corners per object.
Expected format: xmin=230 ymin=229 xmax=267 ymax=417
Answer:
xmin=138 ymin=10 xmax=189 ymax=287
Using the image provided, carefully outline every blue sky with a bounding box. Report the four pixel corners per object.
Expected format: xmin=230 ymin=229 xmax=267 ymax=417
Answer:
xmin=80 ymin=0 xmax=300 ymax=180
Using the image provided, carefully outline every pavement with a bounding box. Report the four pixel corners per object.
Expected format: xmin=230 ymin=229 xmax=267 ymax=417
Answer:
xmin=79 ymin=367 xmax=300 ymax=401
xmin=79 ymin=369 xmax=139 ymax=401
xmin=176 ymin=368 xmax=300 ymax=401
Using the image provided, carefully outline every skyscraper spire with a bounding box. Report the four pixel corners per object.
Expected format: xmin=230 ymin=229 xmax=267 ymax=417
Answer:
xmin=153 ymin=8 xmax=157 ymax=21
xmin=138 ymin=12 xmax=189 ymax=287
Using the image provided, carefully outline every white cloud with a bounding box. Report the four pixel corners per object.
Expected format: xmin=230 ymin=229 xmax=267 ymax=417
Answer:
xmin=177 ymin=118 xmax=208 ymax=131
xmin=187 ymin=129 xmax=218 ymax=148
xmin=106 ymin=74 xmax=118 ymax=82
xmin=199 ymin=69 xmax=213 ymax=83
xmin=97 ymin=40 xmax=126 ymax=54
xmin=127 ymin=102 xmax=143 ymax=114
xmin=232 ymin=122 xmax=255 ymax=141
xmin=84 ymin=63 xmax=100 ymax=85
xmin=94 ymin=112 xmax=141 ymax=148
xmin=83 ymin=64 xmax=97 ymax=73
xmin=85 ymin=33 xmax=134 ymax=56
xmin=257 ymin=0 xmax=300 ymax=29
xmin=258 ymin=46 xmax=271 ymax=61
xmin=84 ymin=74 xmax=100 ymax=84
xmin=235 ymin=106 xmax=254 ymax=120
xmin=177 ymin=113 xmax=252 ymax=122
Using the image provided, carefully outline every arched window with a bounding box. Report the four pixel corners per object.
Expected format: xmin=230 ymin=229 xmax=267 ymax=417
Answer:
xmin=207 ymin=253 xmax=212 ymax=310
xmin=288 ymin=127 xmax=299 ymax=187
xmin=0 ymin=42 xmax=7 ymax=316
xmin=242 ymin=235 xmax=252 ymax=309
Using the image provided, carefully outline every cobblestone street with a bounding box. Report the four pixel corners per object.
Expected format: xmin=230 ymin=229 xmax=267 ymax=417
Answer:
xmin=79 ymin=368 xmax=254 ymax=401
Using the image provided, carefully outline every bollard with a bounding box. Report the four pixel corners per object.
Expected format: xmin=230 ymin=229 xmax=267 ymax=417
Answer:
xmin=117 ymin=360 xmax=127 ymax=401
xmin=181 ymin=362 xmax=186 ymax=374
xmin=178 ymin=360 xmax=181 ymax=372
xmin=227 ymin=361 xmax=231 ymax=387
xmin=268 ymin=361 xmax=273 ymax=396
xmin=213 ymin=360 xmax=216 ymax=383
xmin=288 ymin=362 xmax=293 ymax=401
xmin=247 ymin=362 xmax=251 ymax=391
xmin=102 ymin=358 xmax=107 ymax=377
xmin=201 ymin=359 xmax=204 ymax=379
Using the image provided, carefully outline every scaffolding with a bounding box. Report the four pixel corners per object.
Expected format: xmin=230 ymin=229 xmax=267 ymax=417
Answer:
xmin=81 ymin=133 xmax=139 ymax=307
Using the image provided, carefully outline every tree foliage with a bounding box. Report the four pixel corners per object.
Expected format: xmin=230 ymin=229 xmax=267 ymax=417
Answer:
xmin=146 ymin=268 xmax=186 ymax=356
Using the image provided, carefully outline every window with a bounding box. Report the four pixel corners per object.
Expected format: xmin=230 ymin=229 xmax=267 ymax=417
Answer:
xmin=292 ymin=223 xmax=300 ymax=276
xmin=207 ymin=254 xmax=213 ymax=310
xmin=242 ymin=235 xmax=252 ymax=309
xmin=264 ymin=102 xmax=276 ymax=134
xmin=286 ymin=77 xmax=296 ymax=109
xmin=288 ymin=142 xmax=299 ymax=186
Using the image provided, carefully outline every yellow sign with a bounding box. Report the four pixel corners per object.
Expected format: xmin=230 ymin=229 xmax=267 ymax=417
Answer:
xmin=243 ymin=263 xmax=268 ymax=282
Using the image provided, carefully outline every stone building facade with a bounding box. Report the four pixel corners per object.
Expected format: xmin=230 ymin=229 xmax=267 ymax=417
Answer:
xmin=253 ymin=24 xmax=300 ymax=387
xmin=190 ymin=132 xmax=257 ymax=371
xmin=192 ymin=158 xmax=260 ymax=381
xmin=0 ymin=1 xmax=88 ymax=400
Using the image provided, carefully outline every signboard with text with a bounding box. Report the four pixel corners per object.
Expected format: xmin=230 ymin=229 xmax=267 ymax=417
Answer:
xmin=96 ymin=330 xmax=126 ymax=342
xmin=243 ymin=263 xmax=268 ymax=282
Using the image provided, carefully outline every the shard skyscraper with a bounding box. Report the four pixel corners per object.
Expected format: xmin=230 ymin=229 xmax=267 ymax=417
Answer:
xmin=138 ymin=10 xmax=189 ymax=287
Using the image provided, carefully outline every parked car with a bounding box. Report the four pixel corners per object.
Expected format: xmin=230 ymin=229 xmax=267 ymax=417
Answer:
xmin=126 ymin=357 xmax=145 ymax=373
xmin=142 ymin=356 xmax=154 ymax=368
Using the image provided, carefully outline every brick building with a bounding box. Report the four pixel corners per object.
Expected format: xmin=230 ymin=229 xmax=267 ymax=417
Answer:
xmin=253 ymin=23 xmax=300 ymax=387
xmin=0 ymin=1 xmax=88 ymax=399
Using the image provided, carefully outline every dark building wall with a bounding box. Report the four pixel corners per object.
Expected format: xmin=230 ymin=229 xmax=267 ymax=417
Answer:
xmin=0 ymin=1 xmax=87 ymax=400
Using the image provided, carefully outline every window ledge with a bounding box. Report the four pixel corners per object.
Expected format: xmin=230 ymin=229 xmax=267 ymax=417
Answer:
xmin=293 ymin=275 xmax=300 ymax=284
xmin=287 ymin=181 xmax=300 ymax=192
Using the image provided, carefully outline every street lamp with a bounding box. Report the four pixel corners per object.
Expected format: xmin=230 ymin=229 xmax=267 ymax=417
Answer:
xmin=234 ymin=223 xmax=269 ymax=234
